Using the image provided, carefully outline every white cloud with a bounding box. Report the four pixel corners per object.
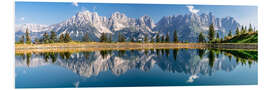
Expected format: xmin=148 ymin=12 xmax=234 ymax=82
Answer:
xmin=187 ymin=74 xmax=199 ymax=83
xmin=186 ymin=5 xmax=199 ymax=14
xmin=93 ymin=6 xmax=97 ymax=11
xmin=72 ymin=1 xmax=78 ymax=7
xmin=20 ymin=17 xmax=25 ymax=21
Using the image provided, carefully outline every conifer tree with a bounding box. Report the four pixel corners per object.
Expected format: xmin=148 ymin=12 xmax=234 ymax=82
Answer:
xmin=228 ymin=30 xmax=232 ymax=37
xmin=118 ymin=32 xmax=125 ymax=42
xmin=49 ymin=31 xmax=57 ymax=43
xmin=42 ymin=32 xmax=49 ymax=43
xmin=161 ymin=35 xmax=165 ymax=43
xmin=173 ymin=30 xmax=179 ymax=43
xmin=165 ymin=33 xmax=170 ymax=43
xmin=144 ymin=34 xmax=148 ymax=43
xmin=25 ymin=28 xmax=31 ymax=44
xmin=82 ymin=32 xmax=90 ymax=42
xmin=208 ymin=24 xmax=215 ymax=42
xmin=64 ymin=32 xmax=72 ymax=43
xmin=59 ymin=34 xmax=65 ymax=43
xmin=198 ymin=32 xmax=205 ymax=43
xmin=236 ymin=27 xmax=240 ymax=35
xmin=216 ymin=32 xmax=219 ymax=40
xmin=248 ymin=24 xmax=253 ymax=33
xmin=156 ymin=33 xmax=160 ymax=43
xmin=107 ymin=34 xmax=112 ymax=43
xmin=100 ymin=33 xmax=107 ymax=42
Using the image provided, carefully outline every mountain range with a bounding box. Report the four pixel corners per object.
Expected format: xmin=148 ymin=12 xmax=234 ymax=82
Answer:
xmin=15 ymin=10 xmax=240 ymax=42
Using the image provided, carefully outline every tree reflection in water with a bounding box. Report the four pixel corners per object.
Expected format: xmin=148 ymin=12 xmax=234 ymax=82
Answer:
xmin=15 ymin=49 xmax=257 ymax=77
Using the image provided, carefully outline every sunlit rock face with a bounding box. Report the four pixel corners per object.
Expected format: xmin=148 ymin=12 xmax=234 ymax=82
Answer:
xmin=15 ymin=10 xmax=240 ymax=42
xmin=15 ymin=49 xmax=246 ymax=78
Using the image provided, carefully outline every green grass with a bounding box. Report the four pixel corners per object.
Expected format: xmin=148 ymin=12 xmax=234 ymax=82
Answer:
xmin=221 ymin=49 xmax=258 ymax=60
xmin=222 ymin=32 xmax=258 ymax=43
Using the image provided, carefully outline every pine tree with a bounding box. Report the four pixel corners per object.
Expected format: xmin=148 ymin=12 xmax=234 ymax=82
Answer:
xmin=150 ymin=36 xmax=155 ymax=43
xmin=25 ymin=28 xmax=31 ymax=44
xmin=118 ymin=32 xmax=125 ymax=42
xmin=173 ymin=30 xmax=179 ymax=43
xmin=248 ymin=24 xmax=253 ymax=33
xmin=82 ymin=32 xmax=90 ymax=42
xmin=19 ymin=35 xmax=25 ymax=44
xmin=59 ymin=34 xmax=65 ymax=43
xmin=144 ymin=35 xmax=148 ymax=43
xmin=165 ymin=33 xmax=170 ymax=43
xmin=236 ymin=27 xmax=240 ymax=35
xmin=49 ymin=31 xmax=57 ymax=43
xmin=42 ymin=32 xmax=49 ymax=43
xmin=208 ymin=24 xmax=215 ymax=42
xmin=161 ymin=35 xmax=165 ymax=43
xmin=156 ymin=33 xmax=160 ymax=43
xmin=64 ymin=33 xmax=72 ymax=43
xmin=131 ymin=38 xmax=135 ymax=42
xmin=100 ymin=33 xmax=107 ymax=42
xmin=198 ymin=32 xmax=205 ymax=43
xmin=228 ymin=30 xmax=232 ymax=37
xmin=108 ymin=34 xmax=112 ymax=43
xmin=216 ymin=32 xmax=219 ymax=40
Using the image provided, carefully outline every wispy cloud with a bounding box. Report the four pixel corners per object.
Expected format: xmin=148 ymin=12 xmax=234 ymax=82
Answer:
xmin=72 ymin=1 xmax=79 ymax=7
xmin=187 ymin=74 xmax=199 ymax=83
xmin=20 ymin=17 xmax=25 ymax=21
xmin=93 ymin=6 xmax=97 ymax=11
xmin=186 ymin=5 xmax=199 ymax=14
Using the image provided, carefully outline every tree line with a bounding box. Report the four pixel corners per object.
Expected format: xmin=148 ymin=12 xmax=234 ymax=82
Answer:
xmin=198 ymin=24 xmax=257 ymax=43
xmin=17 ymin=23 xmax=257 ymax=44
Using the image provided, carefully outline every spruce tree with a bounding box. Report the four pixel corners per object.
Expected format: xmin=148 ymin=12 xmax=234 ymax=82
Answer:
xmin=156 ymin=33 xmax=160 ymax=43
xmin=165 ymin=33 xmax=170 ymax=43
xmin=50 ymin=31 xmax=57 ymax=43
xmin=42 ymin=32 xmax=49 ymax=43
xmin=161 ymin=35 xmax=165 ymax=43
xmin=64 ymin=33 xmax=72 ymax=43
xmin=82 ymin=32 xmax=90 ymax=42
xmin=59 ymin=34 xmax=65 ymax=43
xmin=118 ymin=32 xmax=125 ymax=42
xmin=131 ymin=38 xmax=135 ymax=42
xmin=208 ymin=24 xmax=215 ymax=42
xmin=248 ymin=24 xmax=253 ymax=33
xmin=216 ymin=32 xmax=219 ymax=40
xmin=144 ymin=35 xmax=148 ymax=43
xmin=25 ymin=28 xmax=31 ymax=44
xmin=236 ymin=27 xmax=240 ymax=35
xmin=173 ymin=30 xmax=179 ymax=43
xmin=100 ymin=33 xmax=107 ymax=42
xmin=108 ymin=34 xmax=112 ymax=43
xmin=198 ymin=32 xmax=205 ymax=43
xmin=228 ymin=30 xmax=232 ymax=37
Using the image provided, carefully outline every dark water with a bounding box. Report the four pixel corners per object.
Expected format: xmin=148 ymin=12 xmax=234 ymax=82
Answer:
xmin=15 ymin=49 xmax=257 ymax=88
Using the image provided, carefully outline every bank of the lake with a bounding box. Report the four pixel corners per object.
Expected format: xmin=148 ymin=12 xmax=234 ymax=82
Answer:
xmin=15 ymin=42 xmax=257 ymax=53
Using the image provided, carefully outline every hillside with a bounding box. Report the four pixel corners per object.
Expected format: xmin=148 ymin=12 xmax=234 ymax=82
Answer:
xmin=222 ymin=32 xmax=258 ymax=43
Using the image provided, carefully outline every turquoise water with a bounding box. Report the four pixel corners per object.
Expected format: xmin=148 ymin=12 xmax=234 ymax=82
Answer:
xmin=15 ymin=49 xmax=257 ymax=88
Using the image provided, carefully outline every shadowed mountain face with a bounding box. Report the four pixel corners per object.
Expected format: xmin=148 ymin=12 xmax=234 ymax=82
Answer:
xmin=15 ymin=49 xmax=257 ymax=78
xmin=15 ymin=10 xmax=240 ymax=42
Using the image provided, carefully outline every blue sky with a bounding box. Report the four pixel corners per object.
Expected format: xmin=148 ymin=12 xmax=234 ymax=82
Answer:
xmin=15 ymin=2 xmax=258 ymax=28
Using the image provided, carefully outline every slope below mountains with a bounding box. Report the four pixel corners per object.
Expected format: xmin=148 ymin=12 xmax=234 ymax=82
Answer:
xmin=222 ymin=33 xmax=258 ymax=43
xmin=15 ymin=10 xmax=240 ymax=42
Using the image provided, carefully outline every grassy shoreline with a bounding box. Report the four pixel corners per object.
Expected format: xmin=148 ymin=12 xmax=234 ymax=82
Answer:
xmin=15 ymin=42 xmax=257 ymax=53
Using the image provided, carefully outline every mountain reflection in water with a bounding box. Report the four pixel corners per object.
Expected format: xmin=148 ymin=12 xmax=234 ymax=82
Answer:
xmin=15 ymin=49 xmax=257 ymax=87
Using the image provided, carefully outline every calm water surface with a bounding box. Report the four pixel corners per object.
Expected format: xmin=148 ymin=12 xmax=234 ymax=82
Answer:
xmin=15 ymin=49 xmax=257 ymax=88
